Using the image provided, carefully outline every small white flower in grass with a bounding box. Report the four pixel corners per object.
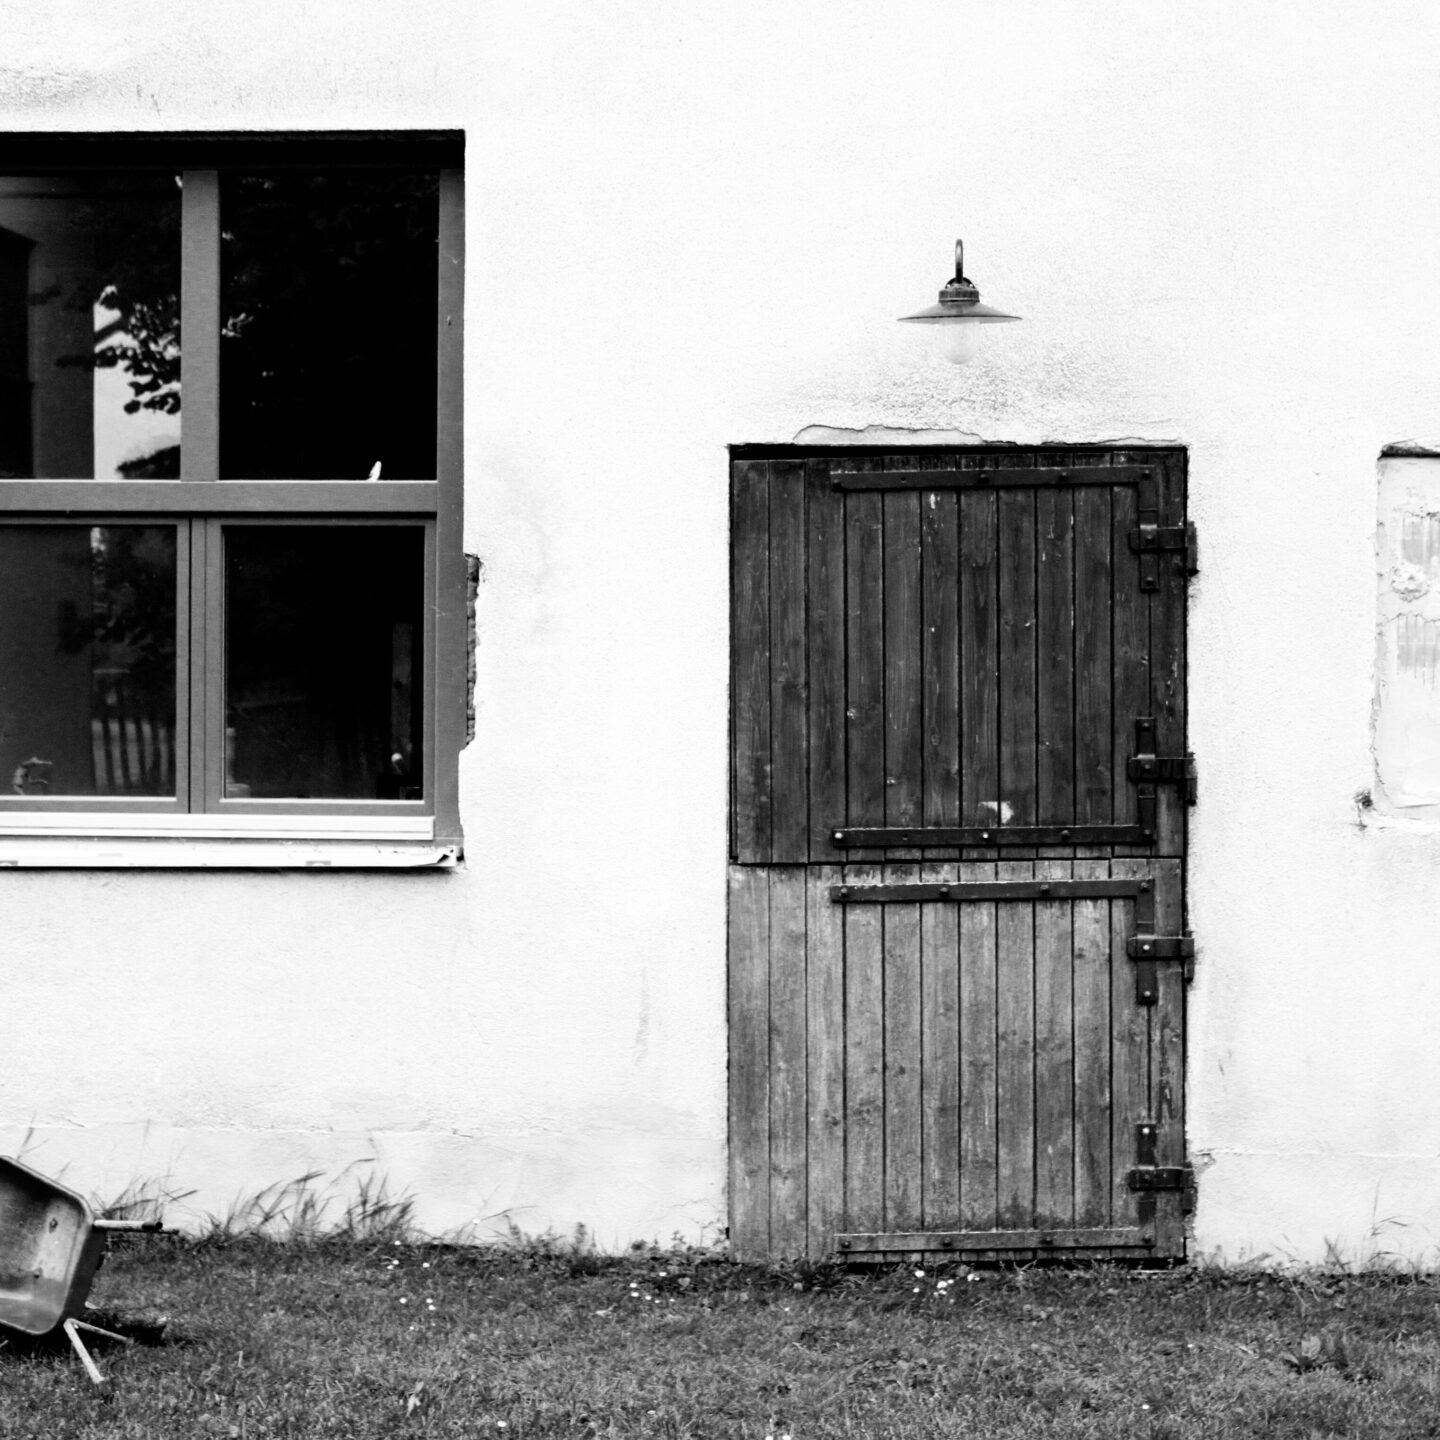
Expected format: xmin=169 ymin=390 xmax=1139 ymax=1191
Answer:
xmin=399 ymin=1298 xmax=408 ymax=1305
xmin=914 ymin=1269 xmax=925 ymax=1278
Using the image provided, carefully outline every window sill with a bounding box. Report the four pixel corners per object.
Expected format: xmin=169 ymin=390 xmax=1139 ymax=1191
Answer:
xmin=0 ymin=814 xmax=460 ymax=868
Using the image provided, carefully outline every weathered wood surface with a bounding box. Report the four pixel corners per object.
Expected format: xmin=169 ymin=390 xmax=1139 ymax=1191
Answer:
xmin=731 ymin=450 xmax=1186 ymax=865
xmin=728 ymin=860 xmax=1186 ymax=1260
xmin=728 ymin=447 xmax=1189 ymax=1262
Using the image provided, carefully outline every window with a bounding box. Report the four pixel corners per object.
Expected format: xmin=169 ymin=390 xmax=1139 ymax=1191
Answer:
xmin=0 ymin=134 xmax=465 ymax=866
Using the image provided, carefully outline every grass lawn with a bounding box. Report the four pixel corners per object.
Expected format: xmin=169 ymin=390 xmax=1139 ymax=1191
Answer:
xmin=5 ymin=1234 xmax=1440 ymax=1438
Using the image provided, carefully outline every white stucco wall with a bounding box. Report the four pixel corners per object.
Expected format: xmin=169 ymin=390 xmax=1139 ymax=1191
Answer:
xmin=3 ymin=0 xmax=1440 ymax=1262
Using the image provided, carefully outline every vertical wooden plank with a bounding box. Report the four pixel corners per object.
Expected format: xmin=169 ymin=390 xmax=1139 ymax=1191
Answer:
xmin=731 ymin=462 xmax=771 ymax=863
xmin=998 ymin=489 xmax=1038 ymax=838
xmin=1112 ymin=479 xmax=1149 ymax=853
xmin=884 ymin=482 xmax=923 ymax=860
xmin=843 ymin=862 xmax=885 ymax=1234
xmin=1151 ymin=856 xmax=1187 ymax=1257
xmin=769 ymin=462 xmax=809 ymax=863
xmin=1074 ymin=485 xmax=1113 ymax=829
xmin=1036 ymin=486 xmax=1075 ymax=836
xmin=921 ymin=466 xmax=961 ymax=860
xmin=882 ymin=864 xmax=923 ymax=1232
xmin=1033 ymin=857 xmax=1075 ymax=1226
xmin=994 ymin=859 xmax=1036 ymax=1231
xmin=959 ymin=485 xmax=999 ymax=850
xmin=920 ymin=860 xmax=961 ymax=1228
xmin=807 ymin=460 xmax=846 ymax=863
xmin=728 ymin=866 xmax=770 ymax=1260
xmin=957 ymin=859 xmax=998 ymax=1228
xmin=806 ymin=866 xmax=846 ymax=1258
xmin=1148 ymin=450 xmax=1187 ymax=858
xmin=845 ymin=476 xmax=885 ymax=860
xmin=768 ymin=867 xmax=808 ymax=1258
xmin=180 ymin=169 xmax=220 ymax=483
xmin=1071 ymin=857 xmax=1113 ymax=1226
xmin=1109 ymin=858 xmax=1151 ymax=1234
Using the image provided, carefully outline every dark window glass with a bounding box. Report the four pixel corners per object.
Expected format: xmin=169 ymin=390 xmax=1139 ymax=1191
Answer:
xmin=219 ymin=172 xmax=439 ymax=480
xmin=0 ymin=525 xmax=177 ymax=796
xmin=0 ymin=175 xmax=181 ymax=479
xmin=224 ymin=526 xmax=425 ymax=799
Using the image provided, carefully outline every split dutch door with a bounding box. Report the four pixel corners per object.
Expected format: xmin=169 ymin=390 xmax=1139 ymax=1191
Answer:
xmin=729 ymin=446 xmax=1195 ymax=1262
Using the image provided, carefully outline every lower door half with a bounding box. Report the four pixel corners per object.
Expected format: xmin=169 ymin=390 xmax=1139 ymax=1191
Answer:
xmin=727 ymin=859 xmax=1186 ymax=1262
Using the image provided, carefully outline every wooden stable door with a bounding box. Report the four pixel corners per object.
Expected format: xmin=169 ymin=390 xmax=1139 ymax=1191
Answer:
xmin=729 ymin=447 xmax=1194 ymax=1262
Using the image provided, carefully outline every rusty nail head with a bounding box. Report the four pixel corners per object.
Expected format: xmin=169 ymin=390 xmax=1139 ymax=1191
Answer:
xmin=838 ymin=887 xmax=850 ymax=899
xmin=1040 ymin=883 xmax=1051 ymax=895
xmin=833 ymin=830 xmax=845 ymax=842
xmin=838 ymin=1239 xmax=851 ymax=1250
xmin=941 ymin=1236 xmax=954 ymax=1248
xmin=1142 ymin=942 xmax=1152 ymax=952
xmin=1060 ymin=829 xmax=1071 ymax=841
xmin=1140 ymin=881 xmax=1151 ymax=891
xmin=981 ymin=830 xmax=991 ymax=841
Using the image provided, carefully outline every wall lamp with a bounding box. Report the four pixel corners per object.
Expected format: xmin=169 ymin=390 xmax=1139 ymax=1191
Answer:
xmin=900 ymin=238 xmax=1020 ymax=365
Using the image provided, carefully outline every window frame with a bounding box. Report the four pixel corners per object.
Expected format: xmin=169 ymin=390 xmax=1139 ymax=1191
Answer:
xmin=0 ymin=133 xmax=465 ymax=867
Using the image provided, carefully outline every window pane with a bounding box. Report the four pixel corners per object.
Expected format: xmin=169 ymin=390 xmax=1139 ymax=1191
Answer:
xmin=219 ymin=172 xmax=439 ymax=480
xmin=0 ymin=525 xmax=178 ymax=797
xmin=224 ymin=526 xmax=425 ymax=800
xmin=0 ymin=175 xmax=181 ymax=479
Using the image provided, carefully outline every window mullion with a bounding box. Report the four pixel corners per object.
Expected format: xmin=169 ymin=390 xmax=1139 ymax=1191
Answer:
xmin=179 ymin=170 xmax=220 ymax=483
xmin=187 ymin=519 xmax=210 ymax=812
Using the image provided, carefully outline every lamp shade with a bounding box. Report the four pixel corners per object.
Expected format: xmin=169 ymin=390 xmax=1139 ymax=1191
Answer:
xmin=899 ymin=239 xmax=1019 ymax=363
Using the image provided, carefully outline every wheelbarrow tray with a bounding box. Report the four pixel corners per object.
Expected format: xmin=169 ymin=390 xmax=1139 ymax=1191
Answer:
xmin=0 ymin=1157 xmax=108 ymax=1336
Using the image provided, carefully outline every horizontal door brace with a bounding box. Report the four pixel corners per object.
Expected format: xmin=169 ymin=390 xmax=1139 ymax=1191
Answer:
xmin=832 ymin=880 xmax=1146 ymax=904
xmin=830 ymin=821 xmax=1156 ymax=848
xmin=835 ymin=1228 xmax=1154 ymax=1254
xmin=831 ymin=464 xmax=1156 ymax=493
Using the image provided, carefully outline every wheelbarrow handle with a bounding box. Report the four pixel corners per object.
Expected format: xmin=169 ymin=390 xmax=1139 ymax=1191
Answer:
xmin=92 ymin=1218 xmax=168 ymax=1232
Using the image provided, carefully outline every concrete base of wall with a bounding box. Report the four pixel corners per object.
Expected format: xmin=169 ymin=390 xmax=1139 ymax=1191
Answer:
xmin=0 ymin=1124 xmax=726 ymax=1250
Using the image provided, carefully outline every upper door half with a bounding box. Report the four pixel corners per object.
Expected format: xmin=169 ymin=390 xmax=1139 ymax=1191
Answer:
xmin=731 ymin=447 xmax=1190 ymax=866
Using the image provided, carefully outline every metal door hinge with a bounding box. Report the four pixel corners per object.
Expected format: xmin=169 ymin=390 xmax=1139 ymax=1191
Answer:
xmin=1130 ymin=1123 xmax=1195 ymax=1210
xmin=1131 ymin=718 xmax=1198 ymax=805
xmin=1129 ymin=520 xmax=1198 ymax=590
xmin=1129 ymin=932 xmax=1196 ymax=1001
xmin=1127 ymin=1166 xmax=1194 ymax=1193
xmin=1130 ymin=880 xmax=1195 ymax=1002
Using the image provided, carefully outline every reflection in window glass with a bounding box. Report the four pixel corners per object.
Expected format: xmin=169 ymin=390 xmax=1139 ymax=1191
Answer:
xmin=219 ymin=172 xmax=439 ymax=480
xmin=225 ymin=527 xmax=425 ymax=800
xmin=0 ymin=526 xmax=177 ymax=796
xmin=0 ymin=176 xmax=181 ymax=479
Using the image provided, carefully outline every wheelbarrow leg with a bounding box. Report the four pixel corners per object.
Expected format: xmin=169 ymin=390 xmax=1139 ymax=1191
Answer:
xmin=62 ymin=1316 xmax=133 ymax=1387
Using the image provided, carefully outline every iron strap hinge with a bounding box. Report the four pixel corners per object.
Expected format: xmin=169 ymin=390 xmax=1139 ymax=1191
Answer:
xmin=1131 ymin=718 xmax=1198 ymax=805
xmin=1130 ymin=1122 xmax=1196 ymax=1209
xmin=1127 ymin=934 xmax=1196 ymax=961
xmin=1128 ymin=520 xmax=1198 ymax=591
xmin=1129 ymin=932 xmax=1196 ymax=1003
xmin=1126 ymin=1166 xmax=1194 ymax=1193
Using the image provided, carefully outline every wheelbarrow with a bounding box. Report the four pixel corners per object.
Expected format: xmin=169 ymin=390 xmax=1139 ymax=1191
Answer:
xmin=0 ymin=1156 xmax=167 ymax=1385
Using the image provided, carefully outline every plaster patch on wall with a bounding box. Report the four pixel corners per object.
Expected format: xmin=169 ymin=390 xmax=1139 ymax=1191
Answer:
xmin=1371 ymin=459 xmax=1440 ymax=813
xmin=789 ymin=424 xmax=1189 ymax=449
